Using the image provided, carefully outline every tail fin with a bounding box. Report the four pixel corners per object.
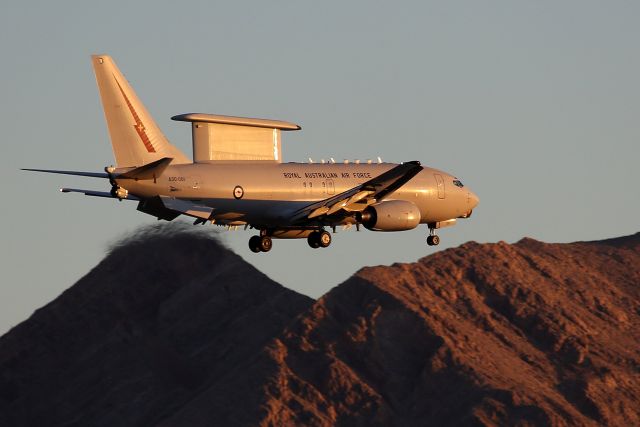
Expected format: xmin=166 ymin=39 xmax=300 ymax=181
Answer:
xmin=91 ymin=55 xmax=190 ymax=167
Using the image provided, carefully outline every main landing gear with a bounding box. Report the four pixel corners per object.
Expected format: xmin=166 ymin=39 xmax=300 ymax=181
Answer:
xmin=426 ymin=228 xmax=440 ymax=246
xmin=249 ymin=235 xmax=272 ymax=253
xmin=248 ymin=228 xmax=332 ymax=253
xmin=307 ymin=230 xmax=331 ymax=249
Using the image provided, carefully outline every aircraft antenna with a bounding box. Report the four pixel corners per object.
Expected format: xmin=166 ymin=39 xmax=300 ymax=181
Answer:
xmin=377 ymin=156 xmax=382 ymax=164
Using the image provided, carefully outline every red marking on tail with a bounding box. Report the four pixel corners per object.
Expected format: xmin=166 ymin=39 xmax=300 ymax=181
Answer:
xmin=114 ymin=76 xmax=156 ymax=153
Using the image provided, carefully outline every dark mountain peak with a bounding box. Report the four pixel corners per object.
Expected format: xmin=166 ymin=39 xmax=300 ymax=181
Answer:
xmin=0 ymin=223 xmax=313 ymax=427
xmin=515 ymin=236 xmax=544 ymax=248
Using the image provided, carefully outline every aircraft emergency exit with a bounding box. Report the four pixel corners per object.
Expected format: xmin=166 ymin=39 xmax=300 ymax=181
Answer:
xmin=24 ymin=55 xmax=479 ymax=253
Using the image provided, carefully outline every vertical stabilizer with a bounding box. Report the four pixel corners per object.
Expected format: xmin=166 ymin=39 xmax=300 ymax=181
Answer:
xmin=91 ymin=55 xmax=189 ymax=167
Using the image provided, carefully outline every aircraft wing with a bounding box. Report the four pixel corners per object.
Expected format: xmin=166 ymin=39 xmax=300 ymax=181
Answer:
xmin=290 ymin=161 xmax=423 ymax=223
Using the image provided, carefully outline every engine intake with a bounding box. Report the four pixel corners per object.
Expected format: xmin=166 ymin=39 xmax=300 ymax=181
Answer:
xmin=358 ymin=200 xmax=421 ymax=231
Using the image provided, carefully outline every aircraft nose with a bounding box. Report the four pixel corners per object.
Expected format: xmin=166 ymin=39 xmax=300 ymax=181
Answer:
xmin=468 ymin=190 xmax=479 ymax=209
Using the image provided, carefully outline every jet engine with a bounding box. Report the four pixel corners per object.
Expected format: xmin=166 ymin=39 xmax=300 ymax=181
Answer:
xmin=358 ymin=200 xmax=421 ymax=231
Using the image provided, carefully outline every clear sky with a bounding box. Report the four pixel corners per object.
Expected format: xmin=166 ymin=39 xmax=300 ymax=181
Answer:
xmin=1 ymin=1 xmax=638 ymax=334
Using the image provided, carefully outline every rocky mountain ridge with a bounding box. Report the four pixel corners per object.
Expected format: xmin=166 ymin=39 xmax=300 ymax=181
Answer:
xmin=1 ymin=227 xmax=638 ymax=426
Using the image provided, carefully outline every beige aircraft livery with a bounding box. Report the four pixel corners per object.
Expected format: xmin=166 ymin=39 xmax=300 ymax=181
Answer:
xmin=24 ymin=55 xmax=479 ymax=253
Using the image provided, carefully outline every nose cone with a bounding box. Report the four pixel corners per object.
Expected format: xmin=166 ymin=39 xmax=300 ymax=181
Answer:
xmin=468 ymin=190 xmax=479 ymax=209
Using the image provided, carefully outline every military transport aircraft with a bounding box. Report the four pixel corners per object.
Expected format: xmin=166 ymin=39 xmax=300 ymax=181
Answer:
xmin=24 ymin=55 xmax=479 ymax=253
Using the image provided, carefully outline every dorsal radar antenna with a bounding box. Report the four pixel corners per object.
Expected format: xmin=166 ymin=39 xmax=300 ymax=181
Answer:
xmin=377 ymin=156 xmax=383 ymax=164
xmin=330 ymin=158 xmax=336 ymax=164
xmin=321 ymin=159 xmax=326 ymax=164
xmin=308 ymin=158 xmax=314 ymax=163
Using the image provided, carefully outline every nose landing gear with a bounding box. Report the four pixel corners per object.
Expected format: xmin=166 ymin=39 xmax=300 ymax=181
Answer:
xmin=426 ymin=228 xmax=440 ymax=246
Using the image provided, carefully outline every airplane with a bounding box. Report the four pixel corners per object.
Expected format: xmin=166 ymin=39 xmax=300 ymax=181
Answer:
xmin=24 ymin=55 xmax=479 ymax=253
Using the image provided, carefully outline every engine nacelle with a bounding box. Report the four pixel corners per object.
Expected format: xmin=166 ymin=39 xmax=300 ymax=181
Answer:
xmin=359 ymin=200 xmax=421 ymax=231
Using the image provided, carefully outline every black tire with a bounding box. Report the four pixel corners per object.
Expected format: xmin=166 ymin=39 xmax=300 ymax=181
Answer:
xmin=318 ymin=230 xmax=332 ymax=248
xmin=259 ymin=235 xmax=273 ymax=252
xmin=307 ymin=232 xmax=320 ymax=249
xmin=431 ymin=235 xmax=440 ymax=246
xmin=426 ymin=235 xmax=434 ymax=246
xmin=249 ymin=236 xmax=261 ymax=253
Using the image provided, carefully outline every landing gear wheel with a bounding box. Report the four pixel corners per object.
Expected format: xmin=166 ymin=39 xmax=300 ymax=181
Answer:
xmin=249 ymin=235 xmax=273 ymax=252
xmin=318 ymin=230 xmax=332 ymax=248
xmin=427 ymin=235 xmax=440 ymax=246
xmin=259 ymin=236 xmax=273 ymax=252
xmin=249 ymin=236 xmax=262 ymax=253
xmin=307 ymin=232 xmax=321 ymax=249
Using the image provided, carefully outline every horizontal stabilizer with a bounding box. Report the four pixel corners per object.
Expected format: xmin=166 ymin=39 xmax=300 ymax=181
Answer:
xmin=116 ymin=157 xmax=173 ymax=180
xmin=60 ymin=188 xmax=139 ymax=200
xmin=22 ymin=169 xmax=109 ymax=179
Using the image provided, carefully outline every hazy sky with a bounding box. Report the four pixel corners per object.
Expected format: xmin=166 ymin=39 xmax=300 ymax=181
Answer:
xmin=1 ymin=1 xmax=638 ymax=334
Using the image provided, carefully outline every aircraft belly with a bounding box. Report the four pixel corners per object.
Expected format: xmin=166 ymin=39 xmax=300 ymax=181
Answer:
xmin=198 ymin=198 xmax=309 ymax=225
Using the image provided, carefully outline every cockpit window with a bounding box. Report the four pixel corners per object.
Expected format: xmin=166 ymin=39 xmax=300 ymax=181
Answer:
xmin=453 ymin=179 xmax=464 ymax=188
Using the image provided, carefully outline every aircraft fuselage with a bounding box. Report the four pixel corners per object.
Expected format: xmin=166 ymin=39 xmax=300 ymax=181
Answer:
xmin=120 ymin=162 xmax=477 ymax=228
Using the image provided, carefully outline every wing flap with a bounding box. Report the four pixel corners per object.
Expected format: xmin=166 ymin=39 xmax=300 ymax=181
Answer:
xmin=308 ymin=206 xmax=330 ymax=219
